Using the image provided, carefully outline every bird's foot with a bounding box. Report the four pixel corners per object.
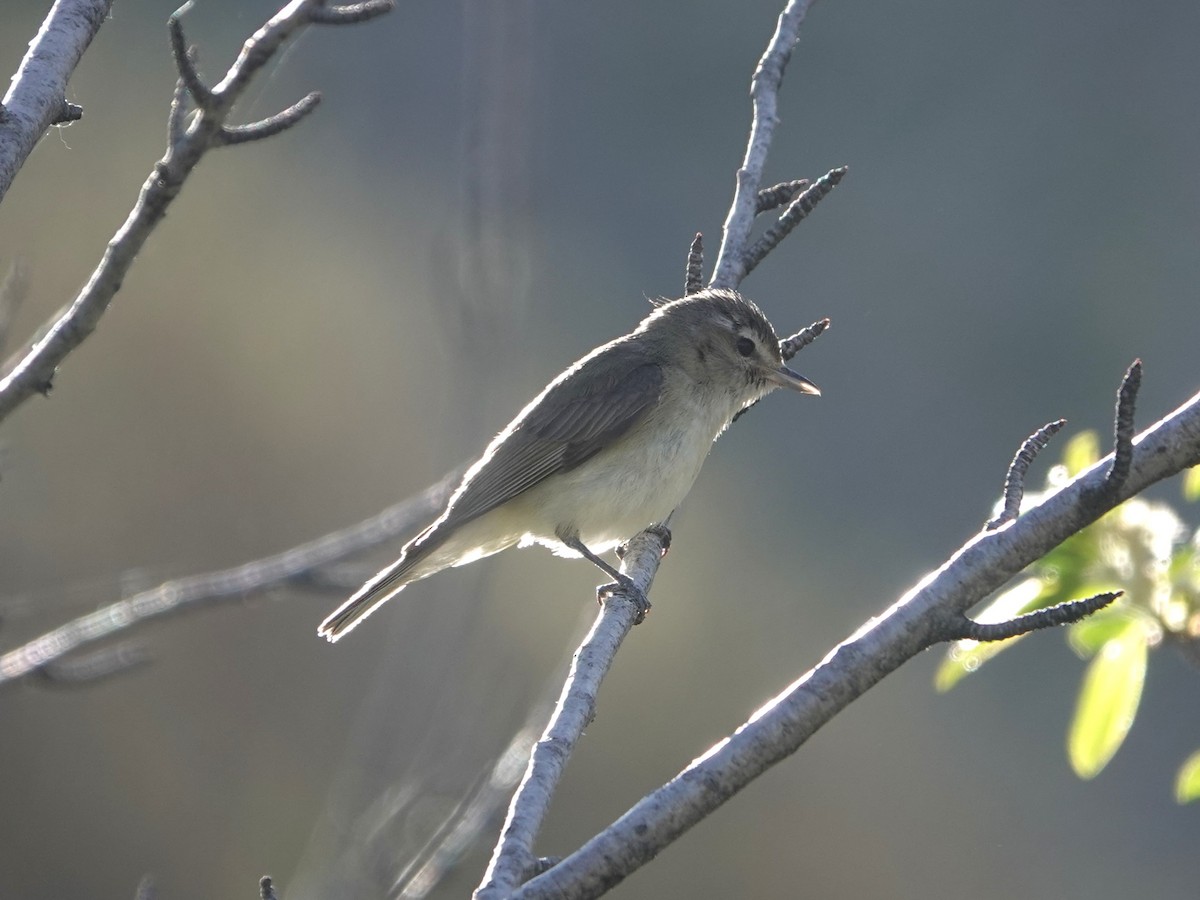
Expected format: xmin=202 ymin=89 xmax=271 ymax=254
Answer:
xmin=597 ymin=574 xmax=651 ymax=624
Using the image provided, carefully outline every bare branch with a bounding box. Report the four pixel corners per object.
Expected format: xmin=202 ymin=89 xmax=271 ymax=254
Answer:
xmin=216 ymin=92 xmax=322 ymax=146
xmin=684 ymin=233 xmax=704 ymax=295
xmin=741 ymin=165 xmax=847 ymax=279
xmin=167 ymin=3 xmax=216 ymax=111
xmin=944 ymin=591 xmax=1122 ymax=643
xmin=310 ymin=0 xmax=396 ymax=25
xmin=712 ymin=0 xmax=820 ymax=288
xmin=986 ymin=418 xmax=1067 ymax=530
xmin=0 ymin=0 xmax=391 ymax=425
xmin=0 ymin=0 xmax=115 ymax=204
xmin=475 ymin=529 xmax=669 ymax=900
xmin=512 ymin=380 xmax=1200 ymax=898
xmin=1107 ymin=358 xmax=1142 ymax=490
xmin=755 ymin=178 xmax=808 ymax=214
xmin=0 ymin=468 xmax=462 ymax=689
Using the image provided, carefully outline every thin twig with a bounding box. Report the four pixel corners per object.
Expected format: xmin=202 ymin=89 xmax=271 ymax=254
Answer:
xmin=167 ymin=3 xmax=215 ymax=110
xmin=310 ymin=0 xmax=396 ymax=25
xmin=216 ymin=92 xmax=322 ymax=145
xmin=779 ymin=317 xmax=830 ymax=362
xmin=684 ymin=233 xmax=704 ymax=295
xmin=1107 ymin=358 xmax=1142 ymax=490
xmin=741 ymin=166 xmax=847 ymax=279
xmin=986 ymin=418 xmax=1067 ymax=530
xmin=945 ymin=592 xmax=1122 ymax=643
xmin=755 ymin=178 xmax=808 ymax=214
xmin=711 ymin=0 xmax=820 ymax=288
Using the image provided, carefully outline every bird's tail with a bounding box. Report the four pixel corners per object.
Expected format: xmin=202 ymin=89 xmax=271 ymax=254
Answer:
xmin=317 ymin=539 xmax=434 ymax=642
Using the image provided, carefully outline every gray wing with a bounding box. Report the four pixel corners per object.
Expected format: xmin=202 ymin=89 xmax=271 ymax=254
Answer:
xmin=430 ymin=352 xmax=664 ymax=535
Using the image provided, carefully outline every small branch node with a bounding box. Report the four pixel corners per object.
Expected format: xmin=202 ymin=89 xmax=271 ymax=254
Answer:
xmin=166 ymin=73 xmax=192 ymax=145
xmin=310 ymin=0 xmax=396 ymax=25
xmin=168 ymin=5 xmax=216 ymax=110
xmin=741 ymin=165 xmax=848 ymax=278
xmin=685 ymin=233 xmax=704 ymax=295
xmin=53 ymin=101 xmax=83 ymax=125
xmin=948 ymin=591 xmax=1122 ymax=643
xmin=779 ymin=317 xmax=830 ymax=362
xmin=755 ymin=179 xmax=809 ymax=214
xmin=986 ymin=418 xmax=1067 ymax=530
xmin=216 ymin=92 xmax=322 ymax=146
xmin=1106 ymin=358 xmax=1142 ymax=490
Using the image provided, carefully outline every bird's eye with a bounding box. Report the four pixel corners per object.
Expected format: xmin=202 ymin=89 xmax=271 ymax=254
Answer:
xmin=735 ymin=336 xmax=755 ymax=357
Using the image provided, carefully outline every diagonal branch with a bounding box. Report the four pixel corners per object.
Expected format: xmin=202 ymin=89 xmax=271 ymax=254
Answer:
xmin=215 ymin=91 xmax=322 ymax=145
xmin=1106 ymin=358 xmax=1141 ymax=490
xmin=986 ymin=418 xmax=1067 ymax=530
xmin=509 ymin=372 xmax=1200 ymax=899
xmin=0 ymin=0 xmax=115 ymax=205
xmin=740 ymin=165 xmax=847 ymax=278
xmin=711 ymin=0 xmax=820 ymax=288
xmin=0 ymin=0 xmax=391 ymax=426
xmin=474 ymin=529 xmax=668 ymax=900
xmin=0 ymin=468 xmax=462 ymax=689
xmin=755 ymin=178 xmax=808 ymax=214
xmin=944 ymin=591 xmax=1121 ymax=642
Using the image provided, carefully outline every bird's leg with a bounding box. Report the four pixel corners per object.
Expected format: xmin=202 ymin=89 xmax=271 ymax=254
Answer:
xmin=559 ymin=533 xmax=651 ymax=623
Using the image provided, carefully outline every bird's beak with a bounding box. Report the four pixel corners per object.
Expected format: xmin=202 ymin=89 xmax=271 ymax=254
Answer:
xmin=768 ymin=364 xmax=821 ymax=396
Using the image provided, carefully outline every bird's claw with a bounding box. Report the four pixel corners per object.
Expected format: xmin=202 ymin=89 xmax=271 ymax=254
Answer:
xmin=597 ymin=574 xmax=651 ymax=624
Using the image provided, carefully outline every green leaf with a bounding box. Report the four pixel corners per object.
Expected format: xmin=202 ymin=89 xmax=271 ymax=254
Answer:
xmin=1174 ymin=750 xmax=1200 ymax=803
xmin=1063 ymin=430 xmax=1101 ymax=478
xmin=1184 ymin=465 xmax=1200 ymax=503
xmin=1067 ymin=620 xmax=1148 ymax=779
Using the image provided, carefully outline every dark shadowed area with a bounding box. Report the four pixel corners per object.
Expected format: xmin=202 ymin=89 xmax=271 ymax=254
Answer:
xmin=2 ymin=1 xmax=1198 ymax=898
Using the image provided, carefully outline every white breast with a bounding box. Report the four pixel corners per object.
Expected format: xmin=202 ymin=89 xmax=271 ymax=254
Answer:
xmin=515 ymin=378 xmax=746 ymax=553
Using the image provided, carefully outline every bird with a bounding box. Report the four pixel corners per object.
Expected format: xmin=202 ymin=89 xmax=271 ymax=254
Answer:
xmin=318 ymin=287 xmax=820 ymax=641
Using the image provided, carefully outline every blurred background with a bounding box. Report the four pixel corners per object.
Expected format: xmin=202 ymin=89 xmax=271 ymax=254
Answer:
xmin=2 ymin=0 xmax=1199 ymax=897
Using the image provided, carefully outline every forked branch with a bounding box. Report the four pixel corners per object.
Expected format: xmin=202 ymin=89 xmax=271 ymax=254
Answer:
xmin=0 ymin=0 xmax=393 ymax=424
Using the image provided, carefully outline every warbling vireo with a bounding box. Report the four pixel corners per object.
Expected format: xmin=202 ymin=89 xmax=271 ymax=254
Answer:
xmin=318 ymin=287 xmax=820 ymax=641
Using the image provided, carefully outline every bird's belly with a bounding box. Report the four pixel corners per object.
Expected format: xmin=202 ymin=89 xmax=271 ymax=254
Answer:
xmin=519 ymin=395 xmax=733 ymax=552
